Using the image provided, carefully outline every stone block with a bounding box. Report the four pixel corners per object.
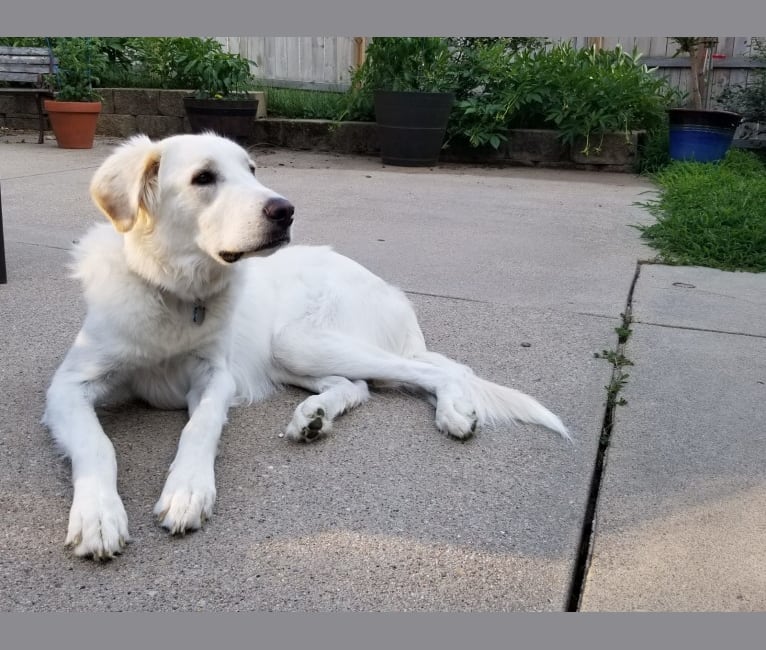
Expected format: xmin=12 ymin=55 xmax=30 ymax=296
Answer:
xmin=113 ymin=89 xmax=159 ymax=116
xmin=136 ymin=114 xmax=184 ymax=138
xmin=5 ymin=116 xmax=42 ymax=131
xmin=96 ymin=113 xmax=137 ymax=138
xmin=158 ymin=90 xmax=188 ymax=118
xmin=570 ymin=131 xmax=642 ymax=167
xmin=0 ymin=95 xmax=20 ymax=113
xmin=98 ymin=88 xmax=115 ymax=114
xmin=507 ymin=129 xmax=569 ymax=165
xmin=330 ymin=120 xmax=378 ymax=154
xmin=5 ymin=94 xmax=40 ymax=115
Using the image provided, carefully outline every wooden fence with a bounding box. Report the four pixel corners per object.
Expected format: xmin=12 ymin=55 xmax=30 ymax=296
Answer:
xmin=217 ymin=37 xmax=363 ymax=91
xmin=220 ymin=36 xmax=765 ymax=104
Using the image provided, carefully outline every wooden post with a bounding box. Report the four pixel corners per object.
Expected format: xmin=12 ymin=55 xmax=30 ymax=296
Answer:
xmin=353 ymin=37 xmax=367 ymax=69
xmin=585 ymin=36 xmax=604 ymax=50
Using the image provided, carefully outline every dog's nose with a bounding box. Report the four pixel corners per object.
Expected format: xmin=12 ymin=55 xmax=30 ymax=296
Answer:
xmin=263 ymin=197 xmax=294 ymax=225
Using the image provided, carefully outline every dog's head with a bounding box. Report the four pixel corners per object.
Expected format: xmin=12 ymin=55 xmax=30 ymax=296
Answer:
xmin=90 ymin=133 xmax=294 ymax=266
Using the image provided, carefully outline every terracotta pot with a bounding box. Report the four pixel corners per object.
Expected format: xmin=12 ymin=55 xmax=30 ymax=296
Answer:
xmin=44 ymin=100 xmax=102 ymax=149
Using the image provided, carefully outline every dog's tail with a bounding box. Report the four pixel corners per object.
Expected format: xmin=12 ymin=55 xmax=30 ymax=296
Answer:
xmin=467 ymin=375 xmax=570 ymax=440
xmin=412 ymin=350 xmax=570 ymax=440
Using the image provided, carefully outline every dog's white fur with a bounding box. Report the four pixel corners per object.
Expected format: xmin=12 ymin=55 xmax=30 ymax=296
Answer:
xmin=43 ymin=133 xmax=568 ymax=560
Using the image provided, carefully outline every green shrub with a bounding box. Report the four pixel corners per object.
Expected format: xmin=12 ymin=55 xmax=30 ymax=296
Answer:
xmin=717 ymin=37 xmax=766 ymax=123
xmin=445 ymin=41 xmax=682 ymax=154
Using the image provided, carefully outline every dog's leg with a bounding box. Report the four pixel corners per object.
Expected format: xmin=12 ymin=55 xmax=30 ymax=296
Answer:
xmin=153 ymin=363 xmax=236 ymax=534
xmin=278 ymin=374 xmax=370 ymax=442
xmin=273 ymin=327 xmax=479 ymax=438
xmin=273 ymin=326 xmax=568 ymax=440
xmin=44 ymin=361 xmax=129 ymax=560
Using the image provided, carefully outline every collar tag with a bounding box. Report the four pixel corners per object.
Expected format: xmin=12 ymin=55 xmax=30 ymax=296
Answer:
xmin=192 ymin=300 xmax=206 ymax=325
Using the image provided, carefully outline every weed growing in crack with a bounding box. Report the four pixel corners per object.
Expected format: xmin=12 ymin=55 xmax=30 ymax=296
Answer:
xmin=595 ymin=313 xmax=634 ymax=407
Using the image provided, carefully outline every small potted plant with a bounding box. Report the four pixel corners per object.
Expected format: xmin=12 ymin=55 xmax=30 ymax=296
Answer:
xmin=667 ymin=37 xmax=742 ymax=162
xmin=345 ymin=37 xmax=455 ymax=166
xmin=44 ymin=37 xmax=107 ymax=149
xmin=178 ymin=38 xmax=259 ymax=143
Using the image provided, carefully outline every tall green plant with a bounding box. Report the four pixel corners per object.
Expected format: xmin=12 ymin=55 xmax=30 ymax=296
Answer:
xmin=342 ymin=37 xmax=453 ymax=120
xmin=49 ymin=37 xmax=108 ymax=102
xmin=444 ymin=41 xmax=681 ymax=154
xmin=175 ymin=38 xmax=256 ymax=99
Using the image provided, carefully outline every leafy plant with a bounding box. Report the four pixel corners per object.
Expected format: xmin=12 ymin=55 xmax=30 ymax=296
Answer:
xmin=342 ymin=37 xmax=453 ymax=120
xmin=174 ymin=38 xmax=256 ymax=99
xmin=717 ymin=37 xmax=766 ymax=124
xmin=635 ymin=123 xmax=671 ymax=174
xmin=445 ymin=39 xmax=539 ymax=149
xmin=442 ymin=40 xmax=680 ymax=154
xmin=539 ymin=44 xmax=679 ymax=154
xmin=48 ymin=37 xmax=108 ymax=102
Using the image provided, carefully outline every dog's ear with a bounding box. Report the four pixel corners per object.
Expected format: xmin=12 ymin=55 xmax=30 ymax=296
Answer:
xmin=90 ymin=135 xmax=161 ymax=233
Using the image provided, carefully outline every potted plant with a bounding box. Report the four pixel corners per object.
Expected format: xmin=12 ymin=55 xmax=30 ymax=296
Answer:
xmin=178 ymin=38 xmax=259 ymax=143
xmin=667 ymin=37 xmax=742 ymax=162
xmin=345 ymin=37 xmax=455 ymax=166
xmin=44 ymin=37 xmax=107 ymax=149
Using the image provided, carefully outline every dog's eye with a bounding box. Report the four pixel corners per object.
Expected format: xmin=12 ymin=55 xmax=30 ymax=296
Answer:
xmin=248 ymin=164 xmax=256 ymax=175
xmin=192 ymin=170 xmax=217 ymax=186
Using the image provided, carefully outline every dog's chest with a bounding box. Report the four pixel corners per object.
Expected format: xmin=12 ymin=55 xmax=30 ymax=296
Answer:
xmin=122 ymin=290 xmax=232 ymax=360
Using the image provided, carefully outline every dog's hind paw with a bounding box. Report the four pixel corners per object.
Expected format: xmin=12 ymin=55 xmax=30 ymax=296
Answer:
xmin=65 ymin=485 xmax=130 ymax=561
xmin=285 ymin=402 xmax=331 ymax=443
xmin=435 ymin=397 xmax=478 ymax=440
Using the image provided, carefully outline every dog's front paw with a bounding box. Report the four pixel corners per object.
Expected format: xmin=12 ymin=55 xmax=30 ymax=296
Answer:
xmin=285 ymin=401 xmax=331 ymax=443
xmin=154 ymin=467 xmax=216 ymax=535
xmin=66 ymin=481 xmax=129 ymax=560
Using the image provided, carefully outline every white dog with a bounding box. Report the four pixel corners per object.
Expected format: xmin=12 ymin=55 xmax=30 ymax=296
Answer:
xmin=43 ymin=133 xmax=568 ymax=560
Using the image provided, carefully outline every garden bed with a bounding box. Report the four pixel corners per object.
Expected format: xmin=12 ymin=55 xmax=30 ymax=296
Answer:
xmin=2 ymin=88 xmax=641 ymax=171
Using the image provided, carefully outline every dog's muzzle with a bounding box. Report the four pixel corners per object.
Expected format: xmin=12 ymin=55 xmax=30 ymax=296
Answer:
xmin=219 ymin=197 xmax=294 ymax=264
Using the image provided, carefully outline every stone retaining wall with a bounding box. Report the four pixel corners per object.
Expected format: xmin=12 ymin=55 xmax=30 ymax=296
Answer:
xmin=1 ymin=88 xmax=641 ymax=171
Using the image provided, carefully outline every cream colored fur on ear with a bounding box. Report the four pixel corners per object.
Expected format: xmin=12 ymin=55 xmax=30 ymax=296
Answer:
xmin=89 ymin=134 xmax=161 ymax=233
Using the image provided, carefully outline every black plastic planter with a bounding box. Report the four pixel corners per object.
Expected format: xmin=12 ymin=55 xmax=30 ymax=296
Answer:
xmin=667 ymin=108 xmax=742 ymax=163
xmin=374 ymin=90 xmax=454 ymax=166
xmin=184 ymin=97 xmax=259 ymax=143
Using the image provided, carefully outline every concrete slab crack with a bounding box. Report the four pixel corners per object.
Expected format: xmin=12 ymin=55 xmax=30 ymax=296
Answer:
xmin=566 ymin=260 xmax=641 ymax=611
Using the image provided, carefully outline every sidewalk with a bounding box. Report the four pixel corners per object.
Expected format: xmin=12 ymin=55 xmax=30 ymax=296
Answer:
xmin=0 ymin=134 xmax=763 ymax=611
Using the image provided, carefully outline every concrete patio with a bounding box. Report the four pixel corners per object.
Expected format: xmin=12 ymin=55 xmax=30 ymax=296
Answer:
xmin=0 ymin=133 xmax=763 ymax=611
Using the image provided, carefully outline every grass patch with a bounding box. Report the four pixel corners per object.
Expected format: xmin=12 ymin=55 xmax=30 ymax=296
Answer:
xmin=636 ymin=150 xmax=766 ymax=272
xmin=258 ymin=86 xmax=346 ymax=120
